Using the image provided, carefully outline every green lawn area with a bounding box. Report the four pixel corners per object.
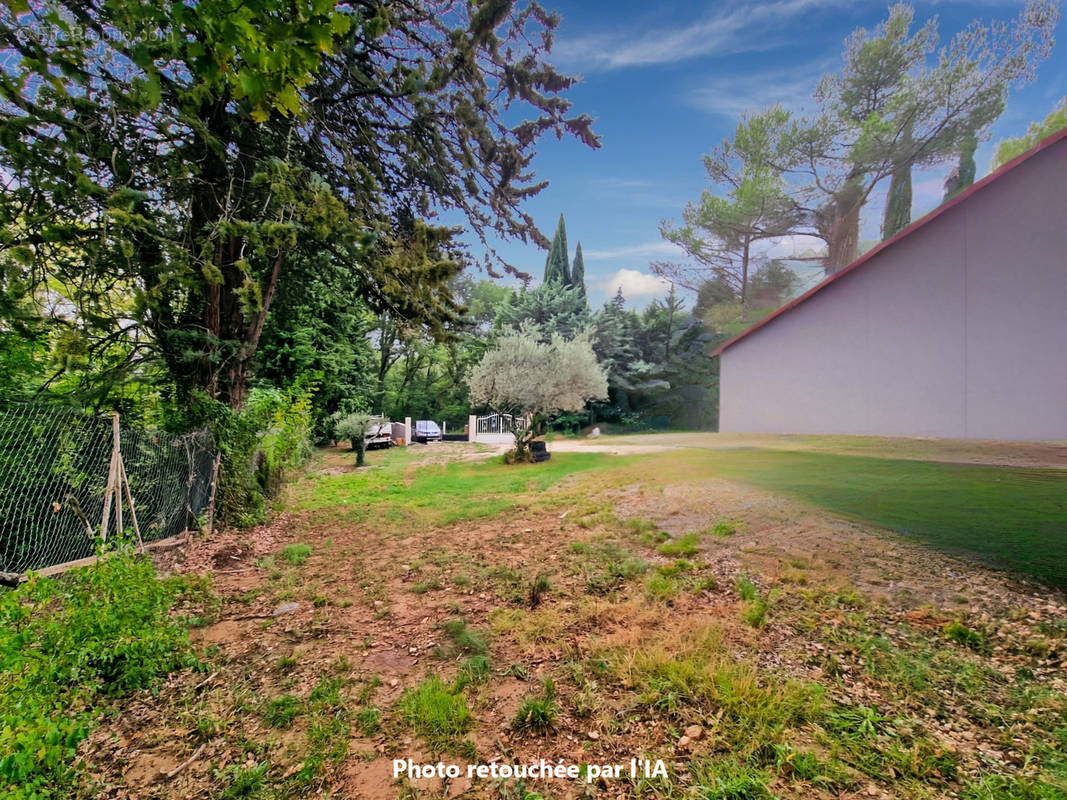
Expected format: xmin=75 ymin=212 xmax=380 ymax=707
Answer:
xmin=288 ymin=449 xmax=615 ymax=529
xmin=695 ymin=448 xmax=1067 ymax=590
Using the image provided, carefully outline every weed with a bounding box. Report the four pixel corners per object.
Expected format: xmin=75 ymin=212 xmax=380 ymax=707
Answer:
xmin=824 ymin=704 xmax=891 ymax=741
xmin=281 ymin=543 xmax=312 ymax=566
xmin=308 ymin=676 xmax=345 ymax=709
xmin=711 ymin=521 xmax=739 ymax=537
xmin=690 ymin=757 xmax=774 ymax=800
xmin=944 ymin=620 xmax=991 ymax=654
xmin=262 ymin=694 xmax=302 ymax=728
xmin=625 ymin=518 xmax=669 ymax=546
xmin=219 ymin=762 xmax=269 ymax=798
xmin=506 ymin=663 xmax=531 ymax=681
xmin=411 ymin=579 xmax=441 ymax=594
xmin=455 ymin=655 xmax=492 ymax=689
xmin=736 ymin=575 xmax=758 ymax=602
xmin=276 ymin=653 xmax=299 ymax=672
xmin=513 ymin=696 xmax=558 ymax=734
xmin=742 ymin=597 xmax=770 ymax=628
xmin=645 ymin=572 xmax=681 ymax=602
xmin=961 ymin=775 xmax=1067 ymax=800
xmin=354 ymin=707 xmax=381 ymax=736
xmin=658 ymin=533 xmax=699 ymax=557
xmin=441 ymin=618 xmax=488 ymax=656
xmin=401 ymin=675 xmax=472 ymax=752
xmin=528 ymin=574 xmax=551 ymax=608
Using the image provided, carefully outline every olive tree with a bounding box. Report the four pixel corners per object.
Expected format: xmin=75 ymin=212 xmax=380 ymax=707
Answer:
xmin=334 ymin=412 xmax=375 ymax=467
xmin=468 ymin=328 xmax=607 ymax=462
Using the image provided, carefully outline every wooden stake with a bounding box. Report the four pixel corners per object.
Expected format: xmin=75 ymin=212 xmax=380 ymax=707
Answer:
xmin=206 ymin=452 xmax=221 ymax=537
xmin=112 ymin=413 xmax=123 ymax=537
xmin=119 ymin=458 xmax=144 ymax=553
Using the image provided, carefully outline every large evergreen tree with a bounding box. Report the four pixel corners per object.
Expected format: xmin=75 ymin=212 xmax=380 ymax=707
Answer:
xmin=571 ymin=241 xmax=587 ymax=303
xmin=543 ymin=213 xmax=570 ymax=285
xmin=0 ymin=1 xmax=598 ymax=409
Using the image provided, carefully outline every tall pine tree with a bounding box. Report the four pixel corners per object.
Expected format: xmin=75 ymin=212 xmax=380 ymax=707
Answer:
xmin=571 ymin=241 xmax=587 ymax=302
xmin=543 ymin=213 xmax=570 ymax=284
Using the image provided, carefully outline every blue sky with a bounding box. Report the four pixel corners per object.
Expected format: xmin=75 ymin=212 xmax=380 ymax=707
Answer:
xmin=466 ymin=0 xmax=1066 ymax=309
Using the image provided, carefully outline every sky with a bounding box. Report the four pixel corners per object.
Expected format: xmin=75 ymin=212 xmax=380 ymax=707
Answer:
xmin=461 ymin=0 xmax=1067 ymax=309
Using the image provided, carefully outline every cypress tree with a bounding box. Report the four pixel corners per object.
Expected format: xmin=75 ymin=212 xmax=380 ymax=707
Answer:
xmin=944 ymin=131 xmax=978 ymax=202
xmin=882 ymin=120 xmax=914 ymax=240
xmin=882 ymin=163 xmax=912 ymax=240
xmin=571 ymin=241 xmax=586 ymax=303
xmin=543 ymin=213 xmax=570 ymax=284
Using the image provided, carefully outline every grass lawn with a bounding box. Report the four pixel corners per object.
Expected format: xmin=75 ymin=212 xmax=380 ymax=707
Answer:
xmin=688 ymin=448 xmax=1067 ymax=590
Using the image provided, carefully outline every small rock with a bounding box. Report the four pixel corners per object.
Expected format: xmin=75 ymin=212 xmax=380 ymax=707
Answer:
xmin=587 ymin=731 xmax=599 ymax=740
xmin=684 ymin=725 xmax=704 ymax=740
xmin=272 ymin=601 xmax=300 ymax=616
xmin=676 ymin=736 xmax=691 ymax=749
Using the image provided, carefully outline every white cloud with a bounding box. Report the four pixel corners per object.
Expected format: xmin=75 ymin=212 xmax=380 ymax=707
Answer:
xmin=554 ymin=0 xmax=846 ymax=71
xmin=597 ymin=268 xmax=672 ymax=299
xmin=583 ymin=241 xmax=684 ymax=261
xmin=685 ymin=59 xmax=832 ymax=119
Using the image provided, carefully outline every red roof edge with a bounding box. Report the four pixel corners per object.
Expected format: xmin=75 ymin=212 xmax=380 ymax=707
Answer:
xmin=711 ymin=125 xmax=1067 ymax=357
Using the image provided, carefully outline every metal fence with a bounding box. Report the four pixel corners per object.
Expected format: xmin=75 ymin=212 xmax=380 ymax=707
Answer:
xmin=0 ymin=404 xmax=216 ymax=575
xmin=475 ymin=413 xmax=521 ymax=435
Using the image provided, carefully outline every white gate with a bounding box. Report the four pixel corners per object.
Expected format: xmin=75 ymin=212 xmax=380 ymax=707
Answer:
xmin=469 ymin=413 xmax=525 ymax=443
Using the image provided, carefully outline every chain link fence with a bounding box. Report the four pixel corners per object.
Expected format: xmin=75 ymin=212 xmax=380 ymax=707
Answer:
xmin=0 ymin=404 xmax=216 ymax=575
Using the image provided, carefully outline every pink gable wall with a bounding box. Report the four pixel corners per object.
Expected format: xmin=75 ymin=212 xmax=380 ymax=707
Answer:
xmin=719 ymin=137 xmax=1067 ymax=441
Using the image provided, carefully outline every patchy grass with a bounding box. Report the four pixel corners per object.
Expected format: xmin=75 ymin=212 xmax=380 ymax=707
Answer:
xmin=72 ymin=437 xmax=1067 ymax=799
xmin=400 ymin=675 xmax=473 ymax=753
xmin=280 ymin=543 xmax=312 ymax=566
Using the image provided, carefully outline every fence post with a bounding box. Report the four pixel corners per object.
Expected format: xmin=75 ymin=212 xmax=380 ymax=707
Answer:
xmin=205 ymin=451 xmax=221 ymax=537
xmin=468 ymin=414 xmax=477 ymax=442
xmin=404 ymin=416 xmax=412 ymax=446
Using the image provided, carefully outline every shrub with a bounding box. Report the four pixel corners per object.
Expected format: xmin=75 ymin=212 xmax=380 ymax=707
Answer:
xmin=174 ymin=387 xmax=314 ymax=526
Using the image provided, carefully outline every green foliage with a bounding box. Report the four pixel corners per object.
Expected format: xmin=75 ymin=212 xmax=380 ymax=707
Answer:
xmin=497 ymin=281 xmax=589 ymax=342
xmin=281 ymin=543 xmax=312 ymax=566
xmin=263 ymin=695 xmax=302 ymax=728
xmin=468 ymin=328 xmax=608 ymax=461
xmin=658 ymin=533 xmax=699 ymax=557
xmin=0 ymin=0 xmax=596 ymax=411
xmin=513 ymin=696 xmax=558 ymax=734
xmin=992 ymin=99 xmax=1067 ymax=168
xmin=961 ymin=774 xmax=1067 ymax=800
xmin=400 ymin=675 xmax=472 ymax=752
xmin=543 ymin=213 xmax=571 ymax=285
xmin=178 ymin=387 xmax=314 ymax=525
xmin=944 ymin=621 xmax=991 ymax=654
xmin=690 ymin=758 xmax=775 ymax=800
xmin=0 ymin=553 xmax=200 ymax=797
xmin=570 ymin=241 xmax=587 ymax=301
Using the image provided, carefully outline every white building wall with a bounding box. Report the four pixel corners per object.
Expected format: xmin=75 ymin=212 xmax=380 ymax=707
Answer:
xmin=719 ymin=138 xmax=1067 ymax=441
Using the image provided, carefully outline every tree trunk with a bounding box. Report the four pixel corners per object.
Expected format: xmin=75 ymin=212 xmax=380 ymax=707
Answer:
xmin=823 ymin=195 xmax=862 ymax=273
xmin=739 ymin=236 xmax=751 ymax=306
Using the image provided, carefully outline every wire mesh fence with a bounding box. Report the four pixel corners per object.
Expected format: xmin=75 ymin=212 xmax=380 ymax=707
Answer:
xmin=0 ymin=404 xmax=216 ymax=575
